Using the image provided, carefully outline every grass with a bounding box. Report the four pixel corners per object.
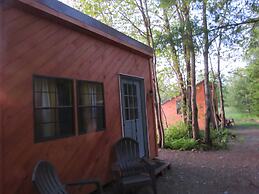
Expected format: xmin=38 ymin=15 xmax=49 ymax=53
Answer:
xmin=225 ymin=107 xmax=259 ymax=128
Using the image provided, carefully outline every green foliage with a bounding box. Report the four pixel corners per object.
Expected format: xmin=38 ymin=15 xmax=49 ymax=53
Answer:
xmin=165 ymin=138 xmax=199 ymax=150
xmin=164 ymin=122 xmax=199 ymax=150
xmin=78 ymin=0 xmax=114 ymax=25
xmin=225 ymin=107 xmax=259 ymax=128
xmin=165 ymin=122 xmax=232 ymax=150
xmin=199 ymin=129 xmax=231 ymax=150
xmin=225 ymin=25 xmax=259 ymax=116
xmin=157 ymin=67 xmax=180 ymax=102
xmin=164 ymin=122 xmax=189 ymax=140
xmin=211 ymin=129 xmax=230 ymax=149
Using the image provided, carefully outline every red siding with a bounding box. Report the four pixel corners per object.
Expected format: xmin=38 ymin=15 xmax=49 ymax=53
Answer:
xmin=162 ymin=81 xmax=215 ymax=130
xmin=162 ymin=96 xmax=182 ymax=128
xmin=196 ymin=81 xmax=206 ymax=130
xmin=0 ymin=5 xmax=4 ymax=194
xmin=0 ymin=4 xmax=157 ymax=194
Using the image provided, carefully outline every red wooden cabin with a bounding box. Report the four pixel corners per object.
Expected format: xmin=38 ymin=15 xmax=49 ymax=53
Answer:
xmin=0 ymin=0 xmax=158 ymax=193
xmin=162 ymin=80 xmax=218 ymax=130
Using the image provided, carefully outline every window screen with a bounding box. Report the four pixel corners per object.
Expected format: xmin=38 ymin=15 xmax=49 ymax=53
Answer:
xmin=33 ymin=76 xmax=74 ymax=142
xmin=77 ymin=81 xmax=105 ymax=133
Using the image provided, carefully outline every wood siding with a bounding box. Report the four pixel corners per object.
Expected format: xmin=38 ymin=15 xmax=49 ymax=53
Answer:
xmin=0 ymin=4 xmax=156 ymax=194
xmin=162 ymin=81 xmax=216 ymax=130
xmin=0 ymin=3 xmax=5 ymax=194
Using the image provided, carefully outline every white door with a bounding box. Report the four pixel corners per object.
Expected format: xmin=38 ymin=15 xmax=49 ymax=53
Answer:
xmin=120 ymin=76 xmax=148 ymax=157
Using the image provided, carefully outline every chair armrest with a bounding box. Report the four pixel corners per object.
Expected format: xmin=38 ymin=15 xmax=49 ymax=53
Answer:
xmin=65 ymin=179 xmax=103 ymax=194
xmin=141 ymin=158 xmax=156 ymax=177
xmin=141 ymin=158 xmax=154 ymax=166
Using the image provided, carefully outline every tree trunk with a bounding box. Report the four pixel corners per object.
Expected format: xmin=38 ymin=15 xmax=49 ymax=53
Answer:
xmin=203 ymin=0 xmax=212 ymax=145
xmin=181 ymin=6 xmax=192 ymax=136
xmin=190 ymin=46 xmax=199 ymax=139
xmin=211 ymin=80 xmax=219 ymax=130
xmin=137 ymin=0 xmax=164 ymax=147
xmin=163 ymin=9 xmax=187 ymax=124
xmin=185 ymin=45 xmax=192 ymax=136
xmin=217 ymin=32 xmax=226 ymax=129
xmin=180 ymin=3 xmax=199 ymax=139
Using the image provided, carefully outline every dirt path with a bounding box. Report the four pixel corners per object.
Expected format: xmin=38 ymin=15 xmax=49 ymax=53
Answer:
xmin=157 ymin=126 xmax=259 ymax=194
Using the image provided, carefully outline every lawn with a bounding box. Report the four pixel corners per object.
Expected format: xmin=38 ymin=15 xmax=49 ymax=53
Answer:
xmin=225 ymin=107 xmax=259 ymax=128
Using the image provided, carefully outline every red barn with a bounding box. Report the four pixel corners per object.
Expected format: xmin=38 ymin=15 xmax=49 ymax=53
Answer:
xmin=0 ymin=0 xmax=158 ymax=193
xmin=162 ymin=80 xmax=218 ymax=130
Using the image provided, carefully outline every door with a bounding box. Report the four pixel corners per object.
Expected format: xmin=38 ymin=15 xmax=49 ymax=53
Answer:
xmin=120 ymin=76 xmax=148 ymax=157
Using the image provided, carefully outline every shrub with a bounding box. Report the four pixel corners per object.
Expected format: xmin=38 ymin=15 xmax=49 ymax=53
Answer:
xmin=199 ymin=129 xmax=231 ymax=149
xmin=211 ymin=129 xmax=231 ymax=149
xmin=164 ymin=122 xmax=198 ymax=150
xmin=164 ymin=122 xmax=189 ymax=141
xmin=165 ymin=138 xmax=199 ymax=150
xmin=164 ymin=122 xmax=232 ymax=150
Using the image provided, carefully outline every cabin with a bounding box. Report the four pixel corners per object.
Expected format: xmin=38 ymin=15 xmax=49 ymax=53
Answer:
xmin=162 ymin=80 xmax=218 ymax=130
xmin=0 ymin=0 xmax=158 ymax=193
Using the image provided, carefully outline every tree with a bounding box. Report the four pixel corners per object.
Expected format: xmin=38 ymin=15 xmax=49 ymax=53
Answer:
xmin=216 ymin=31 xmax=226 ymax=129
xmin=202 ymin=0 xmax=212 ymax=145
xmin=180 ymin=1 xmax=200 ymax=139
xmin=162 ymin=8 xmax=187 ymax=124
xmin=158 ymin=0 xmax=200 ymax=139
xmin=245 ymin=24 xmax=259 ymax=115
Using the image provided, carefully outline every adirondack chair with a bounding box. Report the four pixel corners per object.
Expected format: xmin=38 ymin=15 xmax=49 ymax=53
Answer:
xmin=32 ymin=160 xmax=103 ymax=194
xmin=113 ymin=137 xmax=157 ymax=194
xmin=216 ymin=114 xmax=235 ymax=128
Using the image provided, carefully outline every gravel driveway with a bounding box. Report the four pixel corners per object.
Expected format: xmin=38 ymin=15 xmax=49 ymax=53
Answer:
xmin=157 ymin=126 xmax=259 ymax=194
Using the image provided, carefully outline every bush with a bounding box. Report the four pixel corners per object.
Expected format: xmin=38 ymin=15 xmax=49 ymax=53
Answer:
xmin=164 ymin=122 xmax=198 ymax=150
xmin=164 ymin=122 xmax=189 ymax=141
xmin=199 ymin=129 xmax=231 ymax=149
xmin=165 ymin=138 xmax=199 ymax=150
xmin=164 ymin=122 xmax=232 ymax=151
xmin=211 ymin=129 xmax=231 ymax=149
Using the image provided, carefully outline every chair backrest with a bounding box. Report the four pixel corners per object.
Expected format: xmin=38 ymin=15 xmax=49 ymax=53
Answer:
xmin=32 ymin=160 xmax=68 ymax=194
xmin=115 ymin=137 xmax=143 ymax=177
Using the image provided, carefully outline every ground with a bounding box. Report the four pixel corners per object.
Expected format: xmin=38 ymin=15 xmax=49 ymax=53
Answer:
xmin=156 ymin=125 xmax=259 ymax=194
xmin=106 ymin=125 xmax=259 ymax=194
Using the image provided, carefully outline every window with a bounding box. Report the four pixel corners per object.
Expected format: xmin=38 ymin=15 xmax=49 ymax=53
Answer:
xmin=123 ymin=83 xmax=138 ymax=120
xmin=33 ymin=76 xmax=74 ymax=141
xmin=176 ymin=99 xmax=182 ymax=115
xmin=77 ymin=81 xmax=105 ymax=133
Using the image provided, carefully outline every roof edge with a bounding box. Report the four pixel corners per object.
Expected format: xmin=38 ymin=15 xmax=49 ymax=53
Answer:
xmin=162 ymin=79 xmax=207 ymax=105
xmin=16 ymin=0 xmax=153 ymax=57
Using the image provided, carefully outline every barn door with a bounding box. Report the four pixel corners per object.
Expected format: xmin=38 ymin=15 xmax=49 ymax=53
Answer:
xmin=120 ymin=76 xmax=148 ymax=157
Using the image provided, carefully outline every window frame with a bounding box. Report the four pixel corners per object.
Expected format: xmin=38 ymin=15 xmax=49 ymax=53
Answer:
xmin=33 ymin=75 xmax=106 ymax=143
xmin=76 ymin=80 xmax=106 ymax=134
xmin=33 ymin=75 xmax=75 ymax=143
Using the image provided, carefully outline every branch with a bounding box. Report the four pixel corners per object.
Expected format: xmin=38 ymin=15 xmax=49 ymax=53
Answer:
xmin=210 ymin=17 xmax=259 ymax=32
xmin=119 ymin=11 xmax=146 ymax=37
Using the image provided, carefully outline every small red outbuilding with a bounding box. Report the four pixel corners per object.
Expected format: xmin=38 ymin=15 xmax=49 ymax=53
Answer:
xmin=0 ymin=0 xmax=158 ymax=193
xmin=162 ymin=80 xmax=218 ymax=130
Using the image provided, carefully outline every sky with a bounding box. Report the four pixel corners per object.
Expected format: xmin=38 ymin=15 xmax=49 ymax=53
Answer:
xmin=59 ymin=0 xmax=74 ymax=6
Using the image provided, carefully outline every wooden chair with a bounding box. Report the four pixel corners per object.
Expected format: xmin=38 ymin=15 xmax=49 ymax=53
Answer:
xmin=216 ymin=114 xmax=235 ymax=128
xmin=113 ymin=137 xmax=157 ymax=194
xmin=32 ymin=160 xmax=103 ymax=194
